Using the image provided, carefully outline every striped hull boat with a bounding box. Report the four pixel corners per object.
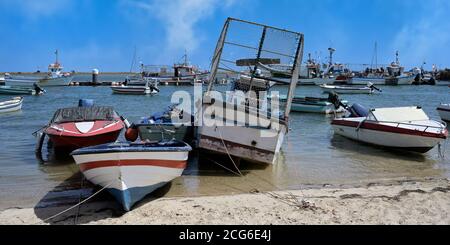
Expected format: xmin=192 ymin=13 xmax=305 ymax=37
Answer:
xmin=71 ymin=141 xmax=191 ymax=211
xmin=0 ymin=97 xmax=23 ymax=113
xmin=332 ymin=118 xmax=447 ymax=153
xmin=6 ymin=76 xmax=73 ymax=87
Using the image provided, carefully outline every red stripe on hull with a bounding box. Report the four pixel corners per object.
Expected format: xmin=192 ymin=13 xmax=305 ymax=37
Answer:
xmin=79 ymin=159 xmax=187 ymax=172
xmin=48 ymin=129 xmax=122 ymax=150
xmin=332 ymin=120 xmax=448 ymax=139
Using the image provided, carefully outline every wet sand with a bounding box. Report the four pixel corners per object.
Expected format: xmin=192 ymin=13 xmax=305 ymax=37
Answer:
xmin=1 ymin=178 xmax=449 ymax=225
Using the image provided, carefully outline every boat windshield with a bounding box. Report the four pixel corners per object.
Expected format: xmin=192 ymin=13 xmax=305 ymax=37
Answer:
xmin=51 ymin=106 xmax=117 ymax=123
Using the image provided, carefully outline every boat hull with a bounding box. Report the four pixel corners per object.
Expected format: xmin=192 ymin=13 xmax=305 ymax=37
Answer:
xmin=291 ymin=102 xmax=345 ymax=114
xmin=137 ymin=124 xmax=192 ymax=142
xmin=0 ymin=86 xmax=35 ymax=95
xmin=321 ymin=86 xmax=373 ymax=94
xmin=72 ymin=142 xmax=191 ymax=211
xmin=0 ymin=97 xmax=23 ymax=113
xmin=332 ymin=119 xmax=447 ymax=153
xmin=47 ymin=130 xmax=122 ymax=152
xmin=111 ymin=86 xmax=157 ymax=95
xmin=39 ymin=76 xmax=74 ymax=87
xmin=437 ymin=105 xmax=450 ymax=122
xmin=44 ymin=120 xmax=124 ymax=152
xmin=6 ymin=76 xmax=73 ymax=87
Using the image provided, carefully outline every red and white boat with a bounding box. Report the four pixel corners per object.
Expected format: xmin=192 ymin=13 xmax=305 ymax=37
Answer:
xmin=437 ymin=104 xmax=450 ymax=122
xmin=43 ymin=105 xmax=124 ymax=152
xmin=332 ymin=104 xmax=448 ymax=153
xmin=71 ymin=140 xmax=191 ymax=211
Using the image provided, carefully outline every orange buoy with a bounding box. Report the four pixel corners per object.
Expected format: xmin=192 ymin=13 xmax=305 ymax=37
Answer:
xmin=125 ymin=127 xmax=138 ymax=142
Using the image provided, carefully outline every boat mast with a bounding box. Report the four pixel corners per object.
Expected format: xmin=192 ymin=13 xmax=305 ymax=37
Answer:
xmin=328 ymin=47 xmax=335 ymax=66
xmin=55 ymin=49 xmax=59 ymax=65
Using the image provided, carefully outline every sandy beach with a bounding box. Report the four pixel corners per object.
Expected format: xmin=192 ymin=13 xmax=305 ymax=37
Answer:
xmin=1 ymin=178 xmax=449 ymax=225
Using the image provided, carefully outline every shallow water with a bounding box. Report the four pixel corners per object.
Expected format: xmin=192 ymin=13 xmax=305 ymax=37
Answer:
xmin=0 ymin=81 xmax=449 ymax=210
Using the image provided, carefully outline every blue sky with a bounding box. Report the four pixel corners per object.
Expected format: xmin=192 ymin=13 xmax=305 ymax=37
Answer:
xmin=1 ymin=0 xmax=449 ymax=72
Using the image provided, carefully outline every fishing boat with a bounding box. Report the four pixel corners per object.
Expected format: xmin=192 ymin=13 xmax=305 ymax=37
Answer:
xmin=0 ymin=76 xmax=5 ymax=85
xmin=41 ymin=100 xmax=125 ymax=152
xmin=110 ymin=79 xmax=159 ymax=95
xmin=0 ymin=84 xmax=45 ymax=95
xmin=0 ymin=97 xmax=23 ymax=114
xmin=71 ymin=140 xmax=192 ymax=211
xmin=332 ymin=104 xmax=448 ymax=153
xmin=320 ymin=83 xmax=381 ymax=94
xmin=437 ymin=104 xmax=450 ymax=122
xmin=5 ymin=50 xmax=73 ymax=87
xmin=197 ymin=18 xmax=303 ymax=165
xmin=130 ymin=104 xmax=194 ymax=143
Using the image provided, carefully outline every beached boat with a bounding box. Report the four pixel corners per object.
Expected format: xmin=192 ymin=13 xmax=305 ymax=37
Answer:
xmin=111 ymin=79 xmax=159 ymax=95
xmin=5 ymin=50 xmax=73 ymax=87
xmin=320 ymin=83 xmax=381 ymax=94
xmin=0 ymin=84 xmax=45 ymax=95
xmin=0 ymin=97 xmax=23 ymax=114
xmin=132 ymin=104 xmax=194 ymax=143
xmin=437 ymin=104 xmax=450 ymax=122
xmin=332 ymin=104 xmax=448 ymax=153
xmin=198 ymin=18 xmax=303 ymax=165
xmin=71 ymin=140 xmax=192 ymax=211
xmin=42 ymin=102 xmax=125 ymax=152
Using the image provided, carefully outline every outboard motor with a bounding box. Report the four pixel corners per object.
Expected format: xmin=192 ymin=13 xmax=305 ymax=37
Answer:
xmin=33 ymin=83 xmax=46 ymax=95
xmin=327 ymin=92 xmax=345 ymax=109
xmin=348 ymin=103 xmax=369 ymax=118
xmin=78 ymin=99 xmax=94 ymax=107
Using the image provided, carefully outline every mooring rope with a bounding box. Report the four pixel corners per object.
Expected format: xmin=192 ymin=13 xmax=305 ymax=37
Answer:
xmin=37 ymin=179 xmax=116 ymax=224
xmin=216 ymin=126 xmax=243 ymax=176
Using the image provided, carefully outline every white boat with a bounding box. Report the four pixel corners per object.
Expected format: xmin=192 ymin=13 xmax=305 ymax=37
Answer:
xmin=71 ymin=140 xmax=192 ymax=211
xmin=0 ymin=97 xmax=23 ymax=113
xmin=437 ymin=104 xmax=450 ymax=122
xmin=332 ymin=104 xmax=448 ymax=153
xmin=197 ymin=18 xmax=303 ymax=165
xmin=5 ymin=50 xmax=73 ymax=87
xmin=320 ymin=83 xmax=381 ymax=94
xmin=111 ymin=79 xmax=159 ymax=95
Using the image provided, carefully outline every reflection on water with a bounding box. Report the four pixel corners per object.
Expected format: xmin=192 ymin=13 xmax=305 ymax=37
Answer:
xmin=0 ymin=84 xmax=449 ymax=209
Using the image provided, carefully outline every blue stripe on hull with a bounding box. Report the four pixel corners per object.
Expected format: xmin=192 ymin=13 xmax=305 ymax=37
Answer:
xmin=107 ymin=182 xmax=168 ymax=211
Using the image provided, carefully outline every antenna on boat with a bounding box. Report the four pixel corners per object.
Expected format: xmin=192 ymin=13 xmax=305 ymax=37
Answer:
xmin=370 ymin=42 xmax=378 ymax=70
xmin=129 ymin=46 xmax=137 ymax=73
xmin=328 ymin=47 xmax=335 ymax=66
xmin=54 ymin=49 xmax=59 ymax=65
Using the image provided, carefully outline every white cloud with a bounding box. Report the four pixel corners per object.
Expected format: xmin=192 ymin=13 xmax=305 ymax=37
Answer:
xmin=124 ymin=0 xmax=236 ymax=56
xmin=391 ymin=0 xmax=450 ymax=68
xmin=0 ymin=0 xmax=73 ymax=19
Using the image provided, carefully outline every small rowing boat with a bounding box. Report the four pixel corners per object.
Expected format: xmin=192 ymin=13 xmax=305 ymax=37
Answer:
xmin=320 ymin=83 xmax=381 ymax=94
xmin=130 ymin=104 xmax=194 ymax=143
xmin=332 ymin=104 xmax=448 ymax=153
xmin=71 ymin=140 xmax=192 ymax=211
xmin=0 ymin=84 xmax=45 ymax=95
xmin=42 ymin=100 xmax=125 ymax=152
xmin=0 ymin=97 xmax=23 ymax=114
xmin=437 ymin=104 xmax=450 ymax=122
xmin=272 ymin=92 xmax=348 ymax=114
xmin=111 ymin=79 xmax=160 ymax=95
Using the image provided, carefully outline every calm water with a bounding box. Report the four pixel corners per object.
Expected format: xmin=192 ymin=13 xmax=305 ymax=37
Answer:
xmin=0 ymin=83 xmax=449 ymax=210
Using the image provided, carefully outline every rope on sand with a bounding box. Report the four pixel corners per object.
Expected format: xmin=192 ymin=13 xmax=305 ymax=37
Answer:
xmin=36 ymin=180 xmax=115 ymax=224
